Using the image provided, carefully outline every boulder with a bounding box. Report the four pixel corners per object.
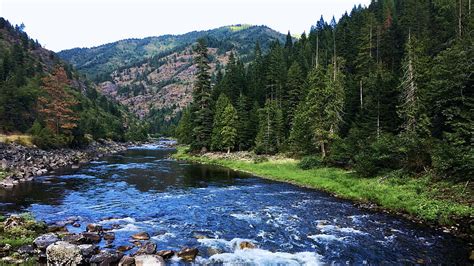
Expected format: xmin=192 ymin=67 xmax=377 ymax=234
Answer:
xmin=17 ymin=245 xmax=35 ymax=256
xmin=156 ymin=250 xmax=175 ymax=260
xmin=62 ymin=233 xmax=85 ymax=244
xmin=46 ymin=241 xmax=83 ymax=265
xmin=135 ymin=241 xmax=156 ymax=255
xmin=131 ymin=232 xmax=150 ymax=240
xmin=118 ymin=255 xmax=135 ymax=266
xmin=117 ymin=245 xmax=133 ymax=252
xmin=78 ymin=244 xmax=99 ymax=259
xmin=86 ymin=223 xmax=103 ymax=233
xmin=33 ymin=233 xmax=60 ymax=250
xmin=89 ymin=250 xmax=123 ymax=266
xmin=134 ymin=255 xmax=165 ymax=266
xmin=104 ymin=232 xmax=115 ymax=241
xmin=177 ymin=247 xmax=198 ymax=262
xmin=81 ymin=232 xmax=101 ymax=244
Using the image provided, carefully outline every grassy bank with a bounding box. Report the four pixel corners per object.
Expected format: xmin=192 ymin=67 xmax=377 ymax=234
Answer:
xmin=173 ymin=146 xmax=473 ymax=236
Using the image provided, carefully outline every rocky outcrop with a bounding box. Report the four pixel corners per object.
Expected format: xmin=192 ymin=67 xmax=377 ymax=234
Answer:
xmin=33 ymin=233 xmax=60 ymax=250
xmin=0 ymin=140 xmax=130 ymax=188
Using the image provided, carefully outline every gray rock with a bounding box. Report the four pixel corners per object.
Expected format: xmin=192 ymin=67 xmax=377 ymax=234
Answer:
xmin=177 ymin=247 xmax=199 ymax=262
xmin=78 ymin=244 xmax=99 ymax=259
xmin=156 ymin=250 xmax=175 ymax=260
xmin=90 ymin=250 xmax=123 ymax=266
xmin=17 ymin=245 xmax=35 ymax=256
xmin=33 ymin=233 xmax=59 ymax=250
xmin=81 ymin=232 xmax=101 ymax=244
xmin=135 ymin=241 xmax=156 ymax=255
xmin=46 ymin=241 xmax=83 ymax=265
xmin=134 ymin=255 xmax=165 ymax=266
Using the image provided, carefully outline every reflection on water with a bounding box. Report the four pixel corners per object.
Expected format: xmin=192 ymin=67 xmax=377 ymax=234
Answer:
xmin=0 ymin=143 xmax=469 ymax=264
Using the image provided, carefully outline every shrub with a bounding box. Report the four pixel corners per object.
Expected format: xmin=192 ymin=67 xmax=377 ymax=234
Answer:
xmin=298 ymin=156 xmax=323 ymax=170
xmin=431 ymin=141 xmax=473 ymax=181
xmin=29 ymin=121 xmax=68 ymax=149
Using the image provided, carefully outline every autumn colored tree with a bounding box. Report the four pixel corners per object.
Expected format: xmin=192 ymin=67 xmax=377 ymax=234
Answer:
xmin=38 ymin=67 xmax=78 ymax=135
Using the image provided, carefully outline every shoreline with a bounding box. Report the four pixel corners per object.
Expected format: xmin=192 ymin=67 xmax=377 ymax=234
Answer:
xmin=0 ymin=139 xmax=137 ymax=188
xmin=171 ymin=146 xmax=473 ymax=244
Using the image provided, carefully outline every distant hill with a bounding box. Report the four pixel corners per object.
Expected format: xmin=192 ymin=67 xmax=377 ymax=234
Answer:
xmin=58 ymin=25 xmax=287 ymax=126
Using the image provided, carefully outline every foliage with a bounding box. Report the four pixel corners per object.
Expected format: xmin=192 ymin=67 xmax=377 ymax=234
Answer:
xmin=0 ymin=213 xmax=47 ymax=248
xmin=297 ymin=156 xmax=323 ymax=170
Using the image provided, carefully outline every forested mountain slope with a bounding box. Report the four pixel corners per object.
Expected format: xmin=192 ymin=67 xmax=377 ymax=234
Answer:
xmin=58 ymin=25 xmax=287 ymax=134
xmin=0 ymin=18 xmax=147 ymax=148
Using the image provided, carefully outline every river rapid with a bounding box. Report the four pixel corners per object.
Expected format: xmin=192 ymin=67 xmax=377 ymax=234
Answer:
xmin=0 ymin=142 xmax=469 ymax=264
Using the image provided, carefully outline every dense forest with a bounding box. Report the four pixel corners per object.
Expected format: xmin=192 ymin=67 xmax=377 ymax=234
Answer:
xmin=177 ymin=0 xmax=473 ymax=181
xmin=0 ymin=18 xmax=148 ymax=148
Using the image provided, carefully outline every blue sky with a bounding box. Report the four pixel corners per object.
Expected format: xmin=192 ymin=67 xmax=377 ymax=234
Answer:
xmin=1 ymin=0 xmax=371 ymax=52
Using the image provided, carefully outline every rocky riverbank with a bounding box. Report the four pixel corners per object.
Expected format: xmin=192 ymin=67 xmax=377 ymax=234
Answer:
xmin=0 ymin=139 xmax=132 ymax=188
xmin=0 ymin=214 xmax=204 ymax=265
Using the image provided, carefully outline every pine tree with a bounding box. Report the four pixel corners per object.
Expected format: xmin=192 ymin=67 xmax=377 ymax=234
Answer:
xmin=211 ymin=93 xmax=231 ymax=151
xmin=255 ymin=99 xmax=284 ymax=154
xmin=175 ymin=108 xmax=193 ymax=144
xmin=191 ymin=39 xmax=213 ymax=152
xmin=285 ymin=61 xmax=305 ymax=127
xmin=221 ymin=103 xmax=239 ymax=153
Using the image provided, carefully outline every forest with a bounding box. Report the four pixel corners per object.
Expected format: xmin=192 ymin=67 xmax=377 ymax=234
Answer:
xmin=0 ymin=18 xmax=149 ymax=149
xmin=176 ymin=0 xmax=473 ymax=181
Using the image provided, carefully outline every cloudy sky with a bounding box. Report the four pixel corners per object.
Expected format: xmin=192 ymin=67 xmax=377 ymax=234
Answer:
xmin=1 ymin=0 xmax=371 ymax=52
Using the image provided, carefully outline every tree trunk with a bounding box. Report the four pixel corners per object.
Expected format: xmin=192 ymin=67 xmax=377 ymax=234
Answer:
xmin=320 ymin=141 xmax=326 ymax=158
xmin=227 ymin=148 xmax=230 ymax=154
xmin=360 ymin=80 xmax=363 ymax=109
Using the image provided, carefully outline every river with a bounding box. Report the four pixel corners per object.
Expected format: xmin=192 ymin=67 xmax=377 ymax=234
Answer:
xmin=0 ymin=142 xmax=469 ymax=264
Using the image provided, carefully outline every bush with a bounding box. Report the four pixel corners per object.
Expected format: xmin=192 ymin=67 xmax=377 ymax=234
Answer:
xmin=298 ymin=156 xmax=323 ymax=170
xmin=431 ymin=141 xmax=473 ymax=181
xmin=29 ymin=121 xmax=68 ymax=149
xmin=353 ymin=134 xmax=402 ymax=177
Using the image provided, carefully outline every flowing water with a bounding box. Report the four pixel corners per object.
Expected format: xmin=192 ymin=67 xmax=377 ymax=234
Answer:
xmin=0 ymin=142 xmax=469 ymax=264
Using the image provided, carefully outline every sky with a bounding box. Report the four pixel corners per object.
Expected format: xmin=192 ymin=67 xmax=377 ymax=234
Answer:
xmin=1 ymin=0 xmax=371 ymax=52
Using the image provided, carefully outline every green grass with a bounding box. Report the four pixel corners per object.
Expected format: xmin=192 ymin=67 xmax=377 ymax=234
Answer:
xmin=0 ymin=213 xmax=47 ymax=249
xmin=0 ymin=170 xmax=7 ymax=181
xmin=173 ymin=146 xmax=473 ymax=228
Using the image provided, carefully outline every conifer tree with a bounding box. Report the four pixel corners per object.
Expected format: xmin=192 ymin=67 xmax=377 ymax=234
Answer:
xmin=255 ymin=99 xmax=284 ymax=154
xmin=176 ymin=108 xmax=193 ymax=144
xmin=191 ymin=39 xmax=213 ymax=152
xmin=285 ymin=61 xmax=305 ymax=127
xmin=211 ymin=93 xmax=231 ymax=151
xmin=221 ymin=103 xmax=239 ymax=153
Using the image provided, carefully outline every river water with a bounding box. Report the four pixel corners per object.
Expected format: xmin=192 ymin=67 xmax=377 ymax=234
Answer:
xmin=0 ymin=143 xmax=469 ymax=264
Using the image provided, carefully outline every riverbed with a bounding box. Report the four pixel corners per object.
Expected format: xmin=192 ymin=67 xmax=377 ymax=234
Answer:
xmin=0 ymin=143 xmax=469 ymax=264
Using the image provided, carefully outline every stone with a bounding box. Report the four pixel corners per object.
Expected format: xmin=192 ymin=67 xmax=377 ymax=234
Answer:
xmin=89 ymin=250 xmax=123 ymax=265
xmin=33 ymin=233 xmax=60 ymax=250
xmin=177 ymin=247 xmax=199 ymax=262
xmin=117 ymin=245 xmax=133 ymax=252
xmin=81 ymin=232 xmax=101 ymax=244
xmin=72 ymin=223 xmax=81 ymax=227
xmin=156 ymin=250 xmax=175 ymax=260
xmin=62 ymin=233 xmax=85 ymax=244
xmin=46 ymin=241 xmax=83 ymax=265
xmin=78 ymin=244 xmax=99 ymax=259
xmin=118 ymin=255 xmax=135 ymax=266
xmin=104 ymin=232 xmax=115 ymax=241
xmin=207 ymin=247 xmax=223 ymax=256
xmin=135 ymin=241 xmax=157 ymax=255
xmin=17 ymin=245 xmax=35 ymax=256
xmin=48 ymin=225 xmax=68 ymax=233
xmin=239 ymin=241 xmax=256 ymax=249
xmin=134 ymin=255 xmax=165 ymax=266
xmin=132 ymin=231 xmax=150 ymax=240
xmin=86 ymin=223 xmax=103 ymax=233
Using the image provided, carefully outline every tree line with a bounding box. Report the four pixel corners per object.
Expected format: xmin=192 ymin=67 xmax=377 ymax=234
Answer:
xmin=176 ymin=0 xmax=473 ymax=181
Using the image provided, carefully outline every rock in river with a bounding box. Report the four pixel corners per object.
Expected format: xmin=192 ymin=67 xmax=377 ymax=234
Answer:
xmin=33 ymin=233 xmax=59 ymax=250
xmin=46 ymin=241 xmax=83 ymax=265
xmin=86 ymin=223 xmax=103 ymax=233
xmin=156 ymin=250 xmax=175 ymax=260
xmin=118 ymin=255 xmax=135 ymax=266
xmin=103 ymin=232 xmax=115 ymax=241
xmin=89 ymin=250 xmax=123 ymax=265
xmin=135 ymin=241 xmax=156 ymax=255
xmin=177 ymin=247 xmax=199 ymax=262
xmin=134 ymin=255 xmax=165 ymax=266
xmin=131 ymin=232 xmax=150 ymax=240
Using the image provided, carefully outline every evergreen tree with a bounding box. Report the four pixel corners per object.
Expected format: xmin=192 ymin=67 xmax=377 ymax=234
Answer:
xmin=175 ymin=108 xmax=193 ymax=144
xmin=255 ymin=99 xmax=284 ymax=154
xmin=220 ymin=103 xmax=239 ymax=153
xmin=190 ymin=39 xmax=213 ymax=152
xmin=285 ymin=61 xmax=305 ymax=127
xmin=211 ymin=93 xmax=232 ymax=151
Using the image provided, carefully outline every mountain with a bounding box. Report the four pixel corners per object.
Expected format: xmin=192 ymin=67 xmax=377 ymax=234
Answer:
xmin=0 ymin=18 xmax=147 ymax=148
xmin=58 ymin=25 xmax=287 ymax=132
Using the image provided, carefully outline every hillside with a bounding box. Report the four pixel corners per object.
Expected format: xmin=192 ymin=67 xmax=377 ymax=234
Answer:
xmin=58 ymin=25 xmax=287 ymax=131
xmin=0 ymin=18 xmax=147 ymax=148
